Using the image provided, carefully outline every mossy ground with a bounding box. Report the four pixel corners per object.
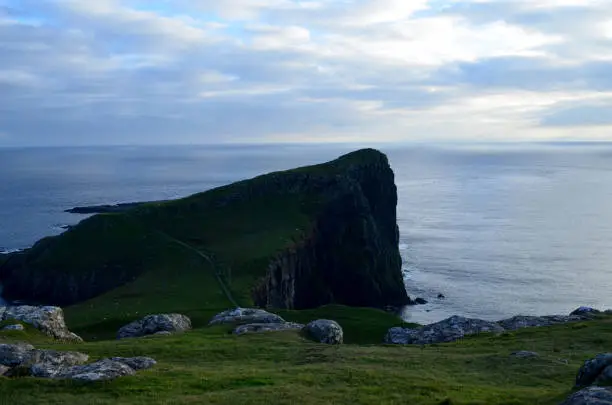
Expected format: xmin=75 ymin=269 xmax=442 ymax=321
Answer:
xmin=2 ymin=311 xmax=612 ymax=404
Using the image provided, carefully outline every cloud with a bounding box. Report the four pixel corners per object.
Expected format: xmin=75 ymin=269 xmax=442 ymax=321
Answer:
xmin=0 ymin=0 xmax=612 ymax=146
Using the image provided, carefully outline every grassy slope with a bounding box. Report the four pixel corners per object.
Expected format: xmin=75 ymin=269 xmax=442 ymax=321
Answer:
xmin=2 ymin=314 xmax=612 ymax=404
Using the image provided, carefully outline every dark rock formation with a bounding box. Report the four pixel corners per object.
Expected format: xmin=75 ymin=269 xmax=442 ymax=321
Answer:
xmin=251 ymin=149 xmax=408 ymax=309
xmin=497 ymin=315 xmax=584 ymax=330
xmin=65 ymin=202 xmax=150 ymax=214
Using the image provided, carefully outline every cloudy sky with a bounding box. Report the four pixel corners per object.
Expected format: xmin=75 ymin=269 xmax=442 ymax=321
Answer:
xmin=1 ymin=0 xmax=611 ymax=146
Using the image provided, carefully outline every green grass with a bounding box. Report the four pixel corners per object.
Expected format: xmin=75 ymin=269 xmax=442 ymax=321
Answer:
xmin=2 ymin=312 xmax=612 ymax=404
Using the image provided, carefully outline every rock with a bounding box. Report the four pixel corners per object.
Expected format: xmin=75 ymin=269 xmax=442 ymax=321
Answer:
xmin=437 ymin=294 xmax=446 ymax=299
xmin=571 ymin=307 xmax=602 ymax=318
xmin=497 ymin=315 xmax=582 ymax=331
xmin=576 ymin=353 xmax=612 ymax=387
xmin=110 ymin=357 xmax=156 ymax=371
xmin=0 ymin=365 xmax=10 ymax=376
xmin=511 ymin=351 xmax=539 ymax=358
xmin=209 ymin=308 xmax=285 ymax=326
xmin=302 ymin=320 xmax=343 ymax=344
xmin=57 ymin=359 xmax=136 ymax=382
xmin=385 ymin=326 xmax=419 ymax=345
xmin=0 ymin=343 xmax=35 ymax=367
xmin=233 ymin=322 xmax=304 ymax=335
xmin=414 ymin=297 xmax=428 ymax=305
xmin=29 ymin=350 xmax=90 ymax=378
xmin=560 ymin=387 xmax=612 ymax=405
xmin=0 ymin=305 xmax=82 ymax=342
xmin=385 ymin=316 xmax=505 ymax=345
xmin=117 ymin=313 xmax=191 ymax=339
xmin=1 ymin=324 xmax=24 ymax=331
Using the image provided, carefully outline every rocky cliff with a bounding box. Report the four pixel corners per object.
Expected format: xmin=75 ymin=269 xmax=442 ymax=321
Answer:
xmin=0 ymin=148 xmax=409 ymax=310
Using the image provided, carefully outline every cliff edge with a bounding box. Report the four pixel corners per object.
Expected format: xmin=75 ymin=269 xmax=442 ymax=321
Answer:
xmin=0 ymin=148 xmax=409 ymax=317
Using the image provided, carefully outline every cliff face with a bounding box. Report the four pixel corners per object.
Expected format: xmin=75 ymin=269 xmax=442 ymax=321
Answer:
xmin=0 ymin=148 xmax=409 ymax=310
xmin=252 ymin=149 xmax=408 ymax=309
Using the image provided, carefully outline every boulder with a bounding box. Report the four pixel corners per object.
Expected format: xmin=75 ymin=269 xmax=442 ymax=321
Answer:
xmin=117 ymin=314 xmax=191 ymax=339
xmin=0 ymin=365 xmax=10 ymax=376
xmin=497 ymin=315 xmax=582 ymax=331
xmin=1 ymin=324 xmax=24 ymax=331
xmin=414 ymin=297 xmax=428 ymax=305
xmin=56 ymin=359 xmax=136 ymax=382
xmin=233 ymin=322 xmax=304 ymax=335
xmin=6 ymin=349 xmax=89 ymax=378
xmin=385 ymin=316 xmax=504 ymax=345
xmin=0 ymin=306 xmax=82 ymax=342
xmin=0 ymin=343 xmax=35 ymax=367
xmin=560 ymin=387 xmax=612 ymax=405
xmin=302 ymin=320 xmax=343 ymax=344
xmin=110 ymin=357 xmax=156 ymax=371
xmin=571 ymin=307 xmax=602 ymax=318
xmin=209 ymin=308 xmax=285 ymax=326
xmin=576 ymin=353 xmax=612 ymax=388
xmin=385 ymin=327 xmax=419 ymax=345
xmin=511 ymin=351 xmax=539 ymax=359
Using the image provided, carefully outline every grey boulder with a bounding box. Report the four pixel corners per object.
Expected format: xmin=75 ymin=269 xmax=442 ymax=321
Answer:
xmin=233 ymin=322 xmax=304 ymax=335
xmin=0 ymin=343 xmax=36 ymax=367
xmin=209 ymin=308 xmax=285 ymax=326
xmin=57 ymin=359 xmax=136 ymax=382
xmin=302 ymin=320 xmax=343 ymax=345
xmin=576 ymin=353 xmax=612 ymax=388
xmin=0 ymin=365 xmax=9 ymax=376
xmin=1 ymin=324 xmax=24 ymax=331
xmin=0 ymin=306 xmax=82 ymax=342
xmin=511 ymin=351 xmax=539 ymax=359
xmin=117 ymin=314 xmax=191 ymax=339
xmin=110 ymin=357 xmax=157 ymax=371
xmin=385 ymin=316 xmax=504 ymax=345
xmin=28 ymin=350 xmax=91 ymax=378
xmin=498 ymin=315 xmax=583 ymax=330
xmin=560 ymin=387 xmax=612 ymax=405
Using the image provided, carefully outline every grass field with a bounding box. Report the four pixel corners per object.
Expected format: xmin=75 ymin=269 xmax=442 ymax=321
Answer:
xmin=2 ymin=309 xmax=611 ymax=404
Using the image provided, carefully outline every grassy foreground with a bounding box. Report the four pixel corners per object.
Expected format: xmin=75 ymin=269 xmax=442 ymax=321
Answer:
xmin=2 ymin=311 xmax=612 ymax=404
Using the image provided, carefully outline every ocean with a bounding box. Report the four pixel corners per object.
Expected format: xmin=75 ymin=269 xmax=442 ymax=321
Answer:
xmin=1 ymin=143 xmax=612 ymax=322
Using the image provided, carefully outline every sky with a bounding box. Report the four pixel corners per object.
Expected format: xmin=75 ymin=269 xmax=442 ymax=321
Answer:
xmin=0 ymin=0 xmax=611 ymax=146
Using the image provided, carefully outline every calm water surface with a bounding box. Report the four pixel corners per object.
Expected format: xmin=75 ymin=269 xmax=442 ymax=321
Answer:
xmin=1 ymin=143 xmax=611 ymax=322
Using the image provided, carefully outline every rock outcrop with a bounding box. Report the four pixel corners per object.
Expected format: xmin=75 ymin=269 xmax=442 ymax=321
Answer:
xmin=0 ymin=305 xmax=82 ymax=342
xmin=0 ymin=149 xmax=408 ymax=311
xmin=575 ymin=353 xmax=612 ymax=388
xmin=497 ymin=315 xmax=584 ymax=330
xmin=385 ymin=316 xmax=504 ymax=345
xmin=209 ymin=308 xmax=285 ymax=326
xmin=233 ymin=322 xmax=304 ymax=335
xmin=510 ymin=351 xmax=539 ymax=359
xmin=1 ymin=324 xmax=24 ymax=331
xmin=0 ymin=342 xmax=154 ymax=382
xmin=117 ymin=314 xmax=191 ymax=339
xmin=560 ymin=387 xmax=612 ymax=405
xmin=251 ymin=149 xmax=408 ymax=309
xmin=302 ymin=319 xmax=344 ymax=344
